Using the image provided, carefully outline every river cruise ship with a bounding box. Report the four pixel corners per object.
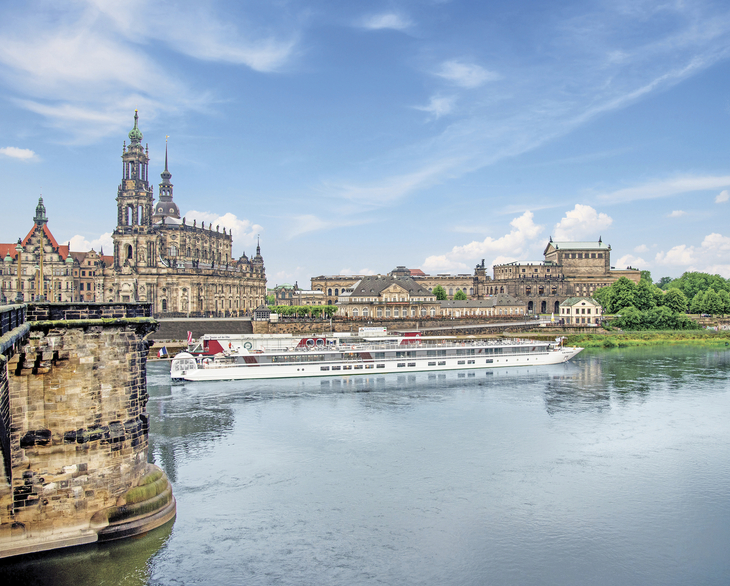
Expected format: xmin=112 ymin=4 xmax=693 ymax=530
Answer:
xmin=170 ymin=337 xmax=582 ymax=382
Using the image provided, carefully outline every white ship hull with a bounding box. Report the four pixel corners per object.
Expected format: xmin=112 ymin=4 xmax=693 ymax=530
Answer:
xmin=171 ymin=339 xmax=582 ymax=382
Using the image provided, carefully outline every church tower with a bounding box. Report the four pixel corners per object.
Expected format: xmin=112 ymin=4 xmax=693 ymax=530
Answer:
xmin=114 ymin=111 xmax=154 ymax=269
xmin=152 ymin=140 xmax=181 ymax=222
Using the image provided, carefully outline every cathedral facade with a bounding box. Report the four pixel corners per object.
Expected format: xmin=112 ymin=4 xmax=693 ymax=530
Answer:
xmin=96 ymin=112 xmax=266 ymax=316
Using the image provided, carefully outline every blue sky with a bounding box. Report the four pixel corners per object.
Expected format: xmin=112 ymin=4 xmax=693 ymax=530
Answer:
xmin=2 ymin=0 xmax=730 ymax=286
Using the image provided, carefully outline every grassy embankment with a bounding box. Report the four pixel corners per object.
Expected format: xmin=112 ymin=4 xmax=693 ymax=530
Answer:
xmin=561 ymin=330 xmax=730 ymax=349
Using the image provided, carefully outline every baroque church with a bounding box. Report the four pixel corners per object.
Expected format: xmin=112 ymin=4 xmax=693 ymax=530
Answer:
xmin=96 ymin=111 xmax=267 ymax=315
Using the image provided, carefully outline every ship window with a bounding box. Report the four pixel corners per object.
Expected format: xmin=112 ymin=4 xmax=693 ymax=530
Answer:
xmin=331 ymin=366 xmax=341 ymax=371
xmin=428 ymin=362 xmax=436 ymax=366
xmin=397 ymin=363 xmax=406 ymax=368
xmin=438 ymin=361 xmax=446 ymax=366
xmin=408 ymin=363 xmax=416 ymax=367
xmin=354 ymin=365 xmax=363 ymax=369
xmin=376 ymin=364 xmax=385 ymax=368
xmin=365 ymin=364 xmax=374 ymax=369
xmin=468 ymin=360 xmax=475 ymax=364
xmin=320 ymin=366 xmax=329 ymax=371
xmin=458 ymin=360 xmax=465 ymax=365
xmin=486 ymin=359 xmax=493 ymax=363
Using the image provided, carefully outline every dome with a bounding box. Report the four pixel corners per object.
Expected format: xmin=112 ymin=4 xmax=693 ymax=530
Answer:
xmin=128 ymin=110 xmax=143 ymax=144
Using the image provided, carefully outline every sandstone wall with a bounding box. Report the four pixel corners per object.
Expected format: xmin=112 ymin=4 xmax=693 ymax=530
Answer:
xmin=0 ymin=305 xmax=174 ymax=558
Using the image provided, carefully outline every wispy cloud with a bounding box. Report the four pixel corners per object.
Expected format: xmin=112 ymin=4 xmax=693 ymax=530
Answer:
xmin=0 ymin=146 xmax=36 ymax=160
xmin=716 ymin=189 xmax=729 ymax=203
xmin=414 ymin=95 xmax=456 ymax=119
xmin=0 ymin=0 xmax=297 ymax=142
xmin=360 ymin=13 xmax=412 ymax=31
xmin=597 ymin=175 xmax=730 ymax=204
xmin=434 ymin=60 xmax=499 ymax=88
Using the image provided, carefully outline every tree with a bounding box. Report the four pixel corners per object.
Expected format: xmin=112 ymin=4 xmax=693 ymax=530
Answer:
xmin=633 ymin=280 xmax=657 ymax=311
xmin=432 ymin=285 xmax=447 ymax=300
xmin=609 ymin=277 xmax=637 ymax=313
xmin=705 ymin=288 xmax=722 ymax=315
xmin=640 ymin=270 xmax=652 ymax=284
xmin=718 ymin=289 xmax=730 ymax=315
xmin=266 ymin=294 xmax=275 ymax=306
xmin=593 ymin=286 xmax=612 ymax=312
xmin=667 ymin=271 xmax=730 ymax=300
xmin=323 ymin=305 xmax=338 ymax=318
xmin=657 ymin=276 xmax=673 ymax=290
xmin=310 ymin=306 xmax=324 ymax=318
xmin=454 ymin=289 xmax=467 ymax=300
xmin=689 ymin=291 xmax=704 ymax=314
xmin=615 ymin=305 xmax=642 ymax=329
xmin=662 ymin=289 xmax=688 ymax=314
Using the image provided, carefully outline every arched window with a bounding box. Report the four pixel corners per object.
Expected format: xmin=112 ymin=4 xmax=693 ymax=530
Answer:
xmin=125 ymin=244 xmax=133 ymax=260
xmin=362 ymin=308 xmax=369 ymax=317
xmin=328 ymin=288 xmax=332 ymax=295
xmin=334 ymin=288 xmax=339 ymax=296
xmin=161 ymin=299 xmax=167 ymax=311
xmin=353 ymin=308 xmax=359 ymax=317
xmin=500 ymin=287 xmax=504 ymax=294
xmin=449 ymin=288 xmax=453 ymax=295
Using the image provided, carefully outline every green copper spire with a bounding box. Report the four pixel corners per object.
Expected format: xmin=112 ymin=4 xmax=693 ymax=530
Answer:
xmin=34 ymin=196 xmax=48 ymax=226
xmin=128 ymin=110 xmax=143 ymax=144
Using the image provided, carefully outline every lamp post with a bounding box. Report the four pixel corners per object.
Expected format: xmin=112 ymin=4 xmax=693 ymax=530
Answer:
xmin=15 ymin=239 xmax=23 ymax=303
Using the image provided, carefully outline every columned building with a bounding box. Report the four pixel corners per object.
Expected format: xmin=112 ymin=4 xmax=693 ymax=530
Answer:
xmin=96 ymin=112 xmax=267 ymax=316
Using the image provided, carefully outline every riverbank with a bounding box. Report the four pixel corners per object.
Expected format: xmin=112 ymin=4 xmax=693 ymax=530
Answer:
xmin=562 ymin=330 xmax=730 ymax=348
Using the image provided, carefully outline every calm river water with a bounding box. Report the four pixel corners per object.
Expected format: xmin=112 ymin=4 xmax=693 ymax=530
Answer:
xmin=3 ymin=345 xmax=730 ymax=585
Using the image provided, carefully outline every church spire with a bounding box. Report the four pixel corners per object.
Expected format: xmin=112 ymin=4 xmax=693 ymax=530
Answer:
xmin=128 ymin=110 xmax=143 ymax=145
xmin=152 ymin=135 xmax=180 ymax=222
xmin=34 ymin=196 xmax=48 ymax=226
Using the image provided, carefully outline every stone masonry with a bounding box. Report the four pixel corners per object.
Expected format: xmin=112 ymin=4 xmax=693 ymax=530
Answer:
xmin=0 ymin=303 xmax=176 ymax=558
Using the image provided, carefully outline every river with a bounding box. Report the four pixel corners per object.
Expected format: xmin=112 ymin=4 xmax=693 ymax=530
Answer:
xmin=3 ymin=345 xmax=730 ymax=585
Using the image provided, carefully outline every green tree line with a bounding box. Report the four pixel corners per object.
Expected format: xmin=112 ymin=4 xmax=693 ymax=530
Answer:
xmin=270 ymin=305 xmax=339 ymax=318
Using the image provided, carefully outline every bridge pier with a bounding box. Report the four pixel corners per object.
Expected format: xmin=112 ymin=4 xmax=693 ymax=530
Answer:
xmin=0 ymin=303 xmax=175 ymax=559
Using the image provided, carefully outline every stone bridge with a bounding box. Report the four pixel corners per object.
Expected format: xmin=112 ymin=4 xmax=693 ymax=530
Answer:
xmin=0 ymin=303 xmax=176 ymax=559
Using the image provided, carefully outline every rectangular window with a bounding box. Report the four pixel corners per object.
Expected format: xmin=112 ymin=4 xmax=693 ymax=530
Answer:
xmin=376 ymin=364 xmax=385 ymax=369
xmin=81 ymin=270 xmax=86 ymax=276
xmin=343 ymin=365 xmax=352 ymax=370
xmin=354 ymin=365 xmax=363 ymax=369
xmin=428 ymin=362 xmax=436 ymax=366
xmin=331 ymin=366 xmax=341 ymax=371
xmin=320 ymin=366 xmax=330 ymax=371
xmin=468 ymin=360 xmax=475 ymax=365
xmin=486 ymin=359 xmax=493 ymax=363
xmin=457 ymin=360 xmax=465 ymax=365
xmin=427 ymin=350 xmax=437 ymax=357
xmin=408 ymin=363 xmax=416 ymax=367
xmin=397 ymin=363 xmax=406 ymax=368
xmin=437 ymin=361 xmax=446 ymax=366
xmin=365 ymin=364 xmax=374 ymax=369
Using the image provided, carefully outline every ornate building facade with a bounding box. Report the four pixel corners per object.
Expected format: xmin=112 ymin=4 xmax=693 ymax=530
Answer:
xmin=96 ymin=112 xmax=267 ymax=316
xmin=1 ymin=198 xmax=76 ymax=303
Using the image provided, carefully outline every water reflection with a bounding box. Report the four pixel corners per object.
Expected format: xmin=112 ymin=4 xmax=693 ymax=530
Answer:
xmin=0 ymin=519 xmax=173 ymax=586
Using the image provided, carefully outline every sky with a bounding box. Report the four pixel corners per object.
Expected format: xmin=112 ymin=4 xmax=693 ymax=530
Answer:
xmin=2 ymin=0 xmax=730 ymax=287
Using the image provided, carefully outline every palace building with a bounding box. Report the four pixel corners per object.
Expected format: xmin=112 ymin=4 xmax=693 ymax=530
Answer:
xmin=93 ymin=111 xmax=267 ymax=315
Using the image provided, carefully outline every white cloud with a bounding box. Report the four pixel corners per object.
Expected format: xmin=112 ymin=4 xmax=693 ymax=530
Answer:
xmin=634 ymin=244 xmax=649 ymax=253
xmin=360 ymin=13 xmax=412 ymax=31
xmin=0 ymin=146 xmax=35 ymax=160
xmin=598 ymin=175 xmax=730 ymax=203
xmin=434 ymin=60 xmax=499 ymax=88
xmin=553 ymin=204 xmax=612 ymax=241
xmin=654 ymin=233 xmax=730 ymax=277
xmin=615 ymin=254 xmax=646 ymax=269
xmin=69 ymin=232 xmax=113 ymax=253
xmin=183 ymin=210 xmax=262 ymax=253
xmin=655 ymin=244 xmax=694 ymax=267
xmin=421 ymin=211 xmax=544 ymax=273
xmin=716 ymin=189 xmax=729 ymax=203
xmin=668 ymin=210 xmax=686 ymax=217
xmin=414 ymin=95 xmax=456 ymax=119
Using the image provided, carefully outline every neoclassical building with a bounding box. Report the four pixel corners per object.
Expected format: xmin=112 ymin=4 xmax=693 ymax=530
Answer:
xmin=337 ymin=275 xmax=440 ymax=319
xmin=96 ymin=112 xmax=267 ymax=315
xmin=310 ymin=239 xmax=639 ymax=317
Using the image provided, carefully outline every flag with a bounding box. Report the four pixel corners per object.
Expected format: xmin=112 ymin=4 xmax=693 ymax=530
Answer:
xmin=158 ymin=346 xmax=168 ymax=358
xmin=187 ymin=331 xmax=193 ymax=345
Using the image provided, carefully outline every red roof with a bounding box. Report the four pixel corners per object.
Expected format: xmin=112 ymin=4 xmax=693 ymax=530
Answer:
xmin=410 ymin=269 xmax=426 ymax=277
xmin=0 ymin=242 xmax=19 ymax=260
